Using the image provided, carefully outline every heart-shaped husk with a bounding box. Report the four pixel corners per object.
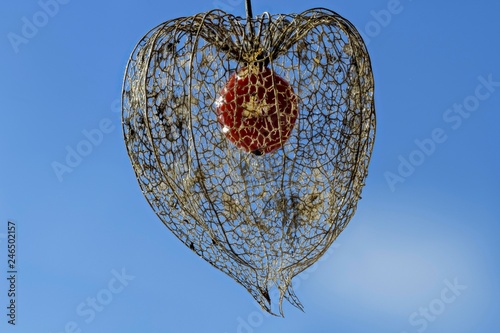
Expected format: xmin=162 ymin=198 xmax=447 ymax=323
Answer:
xmin=122 ymin=8 xmax=375 ymax=316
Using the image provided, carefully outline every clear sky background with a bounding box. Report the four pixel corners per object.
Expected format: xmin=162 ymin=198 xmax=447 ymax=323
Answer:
xmin=1 ymin=0 xmax=499 ymax=332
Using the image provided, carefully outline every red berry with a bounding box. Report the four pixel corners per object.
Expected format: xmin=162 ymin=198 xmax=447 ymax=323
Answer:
xmin=216 ymin=66 xmax=298 ymax=155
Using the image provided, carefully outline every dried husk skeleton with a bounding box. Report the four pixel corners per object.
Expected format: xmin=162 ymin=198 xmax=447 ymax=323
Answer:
xmin=122 ymin=6 xmax=375 ymax=315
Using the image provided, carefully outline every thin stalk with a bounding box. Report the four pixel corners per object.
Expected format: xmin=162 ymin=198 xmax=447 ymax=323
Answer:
xmin=245 ymin=0 xmax=253 ymax=20
xmin=245 ymin=0 xmax=255 ymax=38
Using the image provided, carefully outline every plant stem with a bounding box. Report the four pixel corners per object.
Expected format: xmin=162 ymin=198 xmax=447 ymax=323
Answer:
xmin=245 ymin=0 xmax=253 ymax=21
xmin=245 ymin=0 xmax=254 ymax=38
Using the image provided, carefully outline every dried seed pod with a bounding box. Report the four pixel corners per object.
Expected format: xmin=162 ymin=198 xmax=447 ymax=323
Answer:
xmin=122 ymin=7 xmax=375 ymax=316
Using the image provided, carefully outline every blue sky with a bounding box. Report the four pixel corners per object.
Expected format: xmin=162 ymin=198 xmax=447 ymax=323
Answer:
xmin=1 ymin=0 xmax=499 ymax=332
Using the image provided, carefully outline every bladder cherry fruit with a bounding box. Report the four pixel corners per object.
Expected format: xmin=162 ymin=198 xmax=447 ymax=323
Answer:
xmin=216 ymin=66 xmax=298 ymax=155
